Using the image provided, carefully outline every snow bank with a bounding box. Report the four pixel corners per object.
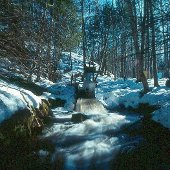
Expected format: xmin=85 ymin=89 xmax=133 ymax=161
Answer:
xmin=96 ymin=77 xmax=170 ymax=130
xmin=1 ymin=51 xmax=169 ymax=131
xmin=140 ymin=87 xmax=170 ymax=106
xmin=102 ymin=88 xmax=141 ymax=109
xmin=0 ymin=80 xmax=41 ymax=123
xmin=41 ymin=52 xmax=170 ymax=130
xmin=152 ymin=102 xmax=170 ymax=129
xmin=41 ymin=85 xmax=75 ymax=111
xmin=97 ymin=79 xmax=142 ymax=109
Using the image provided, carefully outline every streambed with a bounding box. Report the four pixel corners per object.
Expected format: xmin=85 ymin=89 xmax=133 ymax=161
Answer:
xmin=41 ymin=99 xmax=143 ymax=170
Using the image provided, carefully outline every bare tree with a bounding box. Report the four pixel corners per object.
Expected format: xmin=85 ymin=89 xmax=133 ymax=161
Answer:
xmin=126 ymin=0 xmax=149 ymax=93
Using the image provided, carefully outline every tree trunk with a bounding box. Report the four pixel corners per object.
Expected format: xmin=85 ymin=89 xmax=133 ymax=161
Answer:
xmin=81 ymin=0 xmax=86 ymax=72
xmin=148 ymin=0 xmax=159 ymax=87
xmin=126 ymin=0 xmax=149 ymax=93
xmin=160 ymin=0 xmax=169 ymax=78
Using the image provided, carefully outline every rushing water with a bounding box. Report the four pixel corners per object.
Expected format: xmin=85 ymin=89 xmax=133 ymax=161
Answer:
xmin=42 ymin=99 xmax=142 ymax=170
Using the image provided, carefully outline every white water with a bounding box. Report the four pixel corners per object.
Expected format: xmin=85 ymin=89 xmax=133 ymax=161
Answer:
xmin=42 ymin=99 xmax=141 ymax=170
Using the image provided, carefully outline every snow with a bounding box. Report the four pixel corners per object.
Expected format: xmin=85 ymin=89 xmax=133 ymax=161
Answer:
xmin=96 ymin=77 xmax=170 ymax=129
xmin=0 ymin=52 xmax=170 ymax=130
xmin=41 ymin=85 xmax=75 ymax=111
xmin=152 ymin=101 xmax=170 ymax=129
xmin=1 ymin=51 xmax=169 ymax=170
xmin=96 ymin=78 xmax=142 ymax=109
xmin=0 ymin=79 xmax=41 ymax=123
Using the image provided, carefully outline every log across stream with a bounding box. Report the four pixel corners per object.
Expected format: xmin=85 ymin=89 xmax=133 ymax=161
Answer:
xmin=41 ymin=99 xmax=143 ymax=170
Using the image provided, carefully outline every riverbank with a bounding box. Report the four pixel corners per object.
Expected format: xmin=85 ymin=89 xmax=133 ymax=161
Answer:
xmin=111 ymin=117 xmax=170 ymax=170
xmin=0 ymin=71 xmax=170 ymax=169
xmin=96 ymin=77 xmax=170 ymax=130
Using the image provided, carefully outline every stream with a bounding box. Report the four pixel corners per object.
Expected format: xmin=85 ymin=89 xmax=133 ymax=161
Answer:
xmin=41 ymin=99 xmax=143 ymax=170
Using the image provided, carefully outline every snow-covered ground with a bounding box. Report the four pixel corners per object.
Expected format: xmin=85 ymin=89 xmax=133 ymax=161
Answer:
xmin=0 ymin=52 xmax=170 ymax=130
xmin=96 ymin=77 xmax=170 ymax=129
xmin=41 ymin=85 xmax=75 ymax=112
xmin=54 ymin=52 xmax=170 ymax=130
xmin=0 ymin=79 xmax=41 ymax=123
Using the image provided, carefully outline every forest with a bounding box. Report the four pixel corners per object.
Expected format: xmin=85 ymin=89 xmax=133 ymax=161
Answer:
xmin=1 ymin=0 xmax=170 ymax=90
xmin=0 ymin=0 xmax=170 ymax=170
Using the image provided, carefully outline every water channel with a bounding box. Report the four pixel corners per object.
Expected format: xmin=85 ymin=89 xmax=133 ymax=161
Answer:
xmin=42 ymin=99 xmax=143 ymax=170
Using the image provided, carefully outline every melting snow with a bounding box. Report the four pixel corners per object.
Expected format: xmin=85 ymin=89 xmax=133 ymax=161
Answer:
xmin=0 ymin=52 xmax=170 ymax=131
xmin=96 ymin=77 xmax=170 ymax=129
xmin=0 ymin=79 xmax=41 ymax=123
